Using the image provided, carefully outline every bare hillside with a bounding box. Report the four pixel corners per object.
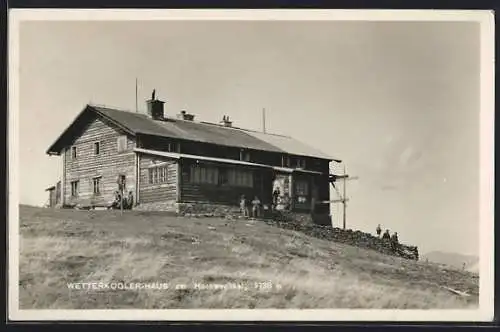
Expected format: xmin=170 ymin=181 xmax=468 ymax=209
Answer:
xmin=422 ymin=251 xmax=479 ymax=271
xmin=18 ymin=205 xmax=479 ymax=309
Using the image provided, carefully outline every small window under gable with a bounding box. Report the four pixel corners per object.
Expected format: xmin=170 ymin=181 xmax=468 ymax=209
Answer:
xmin=71 ymin=146 xmax=77 ymax=160
xmin=117 ymin=135 xmax=127 ymax=152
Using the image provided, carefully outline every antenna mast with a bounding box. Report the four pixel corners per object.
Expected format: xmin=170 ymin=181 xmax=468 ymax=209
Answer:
xmin=343 ymin=164 xmax=347 ymax=230
xmin=262 ymin=108 xmax=266 ymax=133
xmin=328 ymin=164 xmax=359 ymax=230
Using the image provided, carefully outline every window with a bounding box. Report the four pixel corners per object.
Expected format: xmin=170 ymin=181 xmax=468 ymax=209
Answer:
xmin=70 ymin=180 xmax=79 ymax=197
xmin=189 ymin=165 xmax=219 ymax=185
xmin=94 ymin=142 xmax=100 ymax=155
xmin=281 ymin=155 xmax=291 ymax=167
xmin=160 ymin=167 xmax=167 ymax=182
xmin=296 ymin=181 xmax=309 ymax=195
xmin=92 ymin=177 xmax=101 ymax=195
xmin=148 ymin=168 xmax=155 ymax=184
xmin=71 ymin=146 xmax=77 ymax=160
xmin=296 ymin=158 xmax=306 ymax=169
xmin=166 ymin=142 xmax=180 ymax=153
xmin=148 ymin=166 xmax=169 ymax=184
xmin=119 ymin=174 xmax=126 ymax=190
xmin=313 ymin=159 xmax=322 ymax=169
xmin=240 ymin=150 xmax=251 ymax=162
xmin=295 ymin=180 xmax=309 ymax=204
xmin=219 ymin=169 xmax=229 ymax=185
xmin=117 ymin=135 xmax=127 ymax=152
xmin=227 ymin=169 xmax=253 ymax=187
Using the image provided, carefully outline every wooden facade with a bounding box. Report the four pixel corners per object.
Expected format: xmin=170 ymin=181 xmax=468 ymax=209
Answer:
xmin=138 ymin=154 xmax=178 ymax=205
xmin=63 ymin=115 xmax=136 ymax=207
xmin=179 ymin=159 xmax=274 ymax=206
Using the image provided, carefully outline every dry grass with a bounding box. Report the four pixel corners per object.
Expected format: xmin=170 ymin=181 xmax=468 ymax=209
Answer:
xmin=18 ymin=205 xmax=479 ymax=309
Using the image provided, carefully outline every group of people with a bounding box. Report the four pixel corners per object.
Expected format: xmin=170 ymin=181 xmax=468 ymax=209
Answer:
xmin=272 ymin=187 xmax=291 ymax=211
xmin=239 ymin=187 xmax=291 ymax=218
xmin=240 ymin=195 xmax=262 ymax=218
xmin=376 ymin=224 xmax=400 ymax=252
xmin=110 ymin=190 xmax=134 ymax=210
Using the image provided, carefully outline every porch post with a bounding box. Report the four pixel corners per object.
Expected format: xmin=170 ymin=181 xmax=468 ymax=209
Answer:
xmin=61 ymin=148 xmax=66 ymax=206
xmin=176 ymin=159 xmax=181 ymax=203
xmin=134 ymin=152 xmax=140 ymax=205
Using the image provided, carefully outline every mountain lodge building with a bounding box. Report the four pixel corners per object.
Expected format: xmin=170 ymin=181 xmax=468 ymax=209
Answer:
xmin=46 ymin=95 xmax=341 ymax=225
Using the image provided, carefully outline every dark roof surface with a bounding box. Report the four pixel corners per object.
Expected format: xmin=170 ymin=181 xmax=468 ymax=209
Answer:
xmin=47 ymin=104 xmax=338 ymax=161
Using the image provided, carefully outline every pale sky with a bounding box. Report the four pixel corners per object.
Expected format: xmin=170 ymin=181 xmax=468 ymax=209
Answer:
xmin=17 ymin=20 xmax=480 ymax=256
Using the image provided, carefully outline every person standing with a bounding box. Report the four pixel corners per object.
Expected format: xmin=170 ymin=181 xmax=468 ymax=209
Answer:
xmin=391 ymin=232 xmax=399 ymax=243
xmin=127 ymin=191 xmax=134 ymax=209
xmin=240 ymin=195 xmax=249 ymax=218
xmin=272 ymin=187 xmax=280 ymax=211
xmin=376 ymin=224 xmax=382 ymax=238
xmin=390 ymin=232 xmax=399 ymax=253
xmin=251 ymin=196 xmax=261 ymax=218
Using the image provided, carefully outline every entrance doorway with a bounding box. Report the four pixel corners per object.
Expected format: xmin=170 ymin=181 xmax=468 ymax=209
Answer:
xmin=272 ymin=173 xmax=291 ymax=211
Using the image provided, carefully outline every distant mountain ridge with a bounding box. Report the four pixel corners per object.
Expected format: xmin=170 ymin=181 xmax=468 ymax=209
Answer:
xmin=422 ymin=251 xmax=479 ymax=272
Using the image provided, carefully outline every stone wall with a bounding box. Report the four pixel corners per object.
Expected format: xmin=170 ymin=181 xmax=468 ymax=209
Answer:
xmin=135 ymin=201 xmax=243 ymax=217
xmin=273 ymin=210 xmax=314 ymax=224
xmin=134 ymin=201 xmax=318 ymax=223
xmin=177 ymin=202 xmax=242 ymax=217
xmin=134 ymin=200 xmax=178 ymax=212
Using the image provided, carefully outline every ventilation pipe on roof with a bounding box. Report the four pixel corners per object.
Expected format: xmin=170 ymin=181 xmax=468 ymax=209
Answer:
xmin=177 ymin=110 xmax=195 ymax=121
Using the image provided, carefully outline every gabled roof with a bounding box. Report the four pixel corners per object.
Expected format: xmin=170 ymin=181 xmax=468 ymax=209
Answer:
xmin=46 ymin=104 xmax=340 ymax=162
xmin=245 ymin=130 xmax=334 ymax=161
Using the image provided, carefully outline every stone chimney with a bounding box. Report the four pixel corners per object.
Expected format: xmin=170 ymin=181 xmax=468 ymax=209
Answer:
xmin=146 ymin=90 xmax=165 ymax=120
xmin=220 ymin=115 xmax=232 ymax=127
xmin=177 ymin=110 xmax=195 ymax=121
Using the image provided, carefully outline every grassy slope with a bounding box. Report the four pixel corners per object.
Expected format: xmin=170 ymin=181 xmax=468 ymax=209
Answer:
xmin=19 ymin=205 xmax=479 ymax=309
xmin=422 ymin=251 xmax=479 ymax=271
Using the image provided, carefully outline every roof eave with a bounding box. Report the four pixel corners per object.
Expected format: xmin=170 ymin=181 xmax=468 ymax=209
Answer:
xmin=45 ymin=105 xmax=137 ymax=156
xmin=46 ymin=150 xmax=61 ymax=156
